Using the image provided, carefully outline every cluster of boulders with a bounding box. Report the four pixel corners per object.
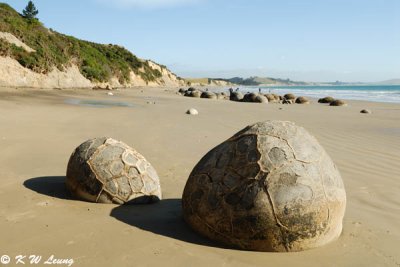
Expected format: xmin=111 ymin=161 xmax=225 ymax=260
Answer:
xmin=177 ymin=87 xmax=353 ymax=108
xmin=318 ymin=96 xmax=347 ymax=106
xmin=66 ymin=121 xmax=346 ymax=252
xmin=178 ymin=88 xmax=313 ymax=105
xmin=178 ymin=88 xmax=228 ymax=100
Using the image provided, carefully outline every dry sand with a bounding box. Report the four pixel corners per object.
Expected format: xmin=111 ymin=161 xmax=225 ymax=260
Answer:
xmin=0 ymin=87 xmax=399 ymax=266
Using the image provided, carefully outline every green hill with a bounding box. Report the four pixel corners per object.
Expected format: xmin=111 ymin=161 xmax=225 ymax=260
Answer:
xmin=373 ymin=79 xmax=400 ymax=85
xmin=0 ymin=3 xmax=173 ymax=85
xmin=218 ymin=76 xmax=310 ymax=86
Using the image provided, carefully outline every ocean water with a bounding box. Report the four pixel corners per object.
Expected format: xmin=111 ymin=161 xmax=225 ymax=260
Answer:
xmin=238 ymin=85 xmax=400 ymax=104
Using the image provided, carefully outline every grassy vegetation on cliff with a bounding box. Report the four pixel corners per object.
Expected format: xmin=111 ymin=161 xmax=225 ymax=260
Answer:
xmin=0 ymin=3 xmax=162 ymax=84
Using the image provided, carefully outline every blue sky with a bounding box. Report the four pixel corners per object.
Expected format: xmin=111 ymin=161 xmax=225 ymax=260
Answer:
xmin=3 ymin=0 xmax=400 ymax=82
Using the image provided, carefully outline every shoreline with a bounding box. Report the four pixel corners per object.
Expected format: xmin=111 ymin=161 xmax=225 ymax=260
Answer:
xmin=2 ymin=84 xmax=400 ymax=104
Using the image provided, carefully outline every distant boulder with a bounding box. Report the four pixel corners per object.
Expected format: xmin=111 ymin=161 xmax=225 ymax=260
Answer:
xmin=284 ymin=93 xmax=296 ymax=100
xmin=330 ymin=99 xmax=347 ymax=106
xmin=318 ymin=96 xmax=335 ymax=104
xmin=360 ymin=109 xmax=371 ymax=114
xmin=229 ymin=89 xmax=244 ymax=102
xmin=254 ymin=95 xmax=268 ymax=103
xmin=201 ymin=92 xmax=217 ymax=99
xmin=191 ymin=90 xmax=202 ymax=98
xmin=265 ymin=94 xmax=276 ymax=102
xmin=186 ymin=108 xmax=199 ymax=115
xmin=242 ymin=93 xmax=258 ymax=102
xmin=295 ymin=96 xmax=310 ymax=104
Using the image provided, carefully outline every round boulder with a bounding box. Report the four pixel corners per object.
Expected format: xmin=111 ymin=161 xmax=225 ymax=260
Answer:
xmin=182 ymin=121 xmax=346 ymax=252
xmin=186 ymin=108 xmax=199 ymax=115
xmin=265 ymin=94 xmax=276 ymax=102
xmin=66 ymin=137 xmax=162 ymax=204
xmin=201 ymin=92 xmax=217 ymax=99
xmin=330 ymin=100 xmax=347 ymax=106
xmin=272 ymin=94 xmax=281 ymax=101
xmin=229 ymin=91 xmax=244 ymax=102
xmin=295 ymin=96 xmax=310 ymax=104
xmin=318 ymin=97 xmax=335 ymax=104
xmin=360 ymin=109 xmax=371 ymax=114
xmin=191 ymin=90 xmax=202 ymax=98
xmin=243 ymin=93 xmax=259 ymax=103
xmin=254 ymin=95 xmax=269 ymax=103
xmin=284 ymin=93 xmax=296 ymax=100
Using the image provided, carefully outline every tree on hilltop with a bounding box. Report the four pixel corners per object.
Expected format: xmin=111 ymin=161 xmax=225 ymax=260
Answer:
xmin=22 ymin=1 xmax=39 ymax=20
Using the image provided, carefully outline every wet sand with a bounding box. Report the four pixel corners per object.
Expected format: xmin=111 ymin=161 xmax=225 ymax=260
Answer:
xmin=0 ymin=87 xmax=399 ymax=266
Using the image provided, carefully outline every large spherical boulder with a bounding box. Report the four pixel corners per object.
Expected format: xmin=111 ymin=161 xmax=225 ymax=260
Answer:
xmin=242 ymin=93 xmax=259 ymax=103
xmin=66 ymin=137 xmax=162 ymax=204
xmin=201 ymin=91 xmax=217 ymax=99
xmin=191 ymin=90 xmax=202 ymax=98
xmin=330 ymin=99 xmax=347 ymax=106
xmin=318 ymin=96 xmax=335 ymax=104
xmin=265 ymin=94 xmax=276 ymax=102
xmin=254 ymin=95 xmax=268 ymax=103
xmin=284 ymin=93 xmax=296 ymax=100
xmin=182 ymin=121 xmax=346 ymax=252
xmin=295 ymin=96 xmax=310 ymax=104
xmin=229 ymin=91 xmax=244 ymax=102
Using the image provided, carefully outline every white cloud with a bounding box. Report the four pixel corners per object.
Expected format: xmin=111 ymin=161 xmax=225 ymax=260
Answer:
xmin=95 ymin=0 xmax=201 ymax=9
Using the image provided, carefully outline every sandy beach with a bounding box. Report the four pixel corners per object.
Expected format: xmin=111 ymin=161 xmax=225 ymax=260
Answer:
xmin=0 ymin=87 xmax=399 ymax=266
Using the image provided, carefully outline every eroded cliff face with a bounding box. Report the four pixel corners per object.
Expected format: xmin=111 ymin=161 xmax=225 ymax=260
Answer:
xmin=0 ymin=56 xmax=93 ymax=88
xmin=0 ymin=32 xmax=185 ymax=89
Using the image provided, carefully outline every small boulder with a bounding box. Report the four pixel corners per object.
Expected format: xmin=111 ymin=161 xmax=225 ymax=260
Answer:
xmin=265 ymin=94 xmax=276 ymax=102
xmin=330 ymin=100 xmax=347 ymax=106
xmin=272 ymin=94 xmax=280 ymax=101
xmin=318 ymin=96 xmax=335 ymax=104
xmin=284 ymin=93 xmax=296 ymax=100
xmin=66 ymin=137 xmax=161 ymax=204
xmin=201 ymin=92 xmax=217 ymax=99
xmin=191 ymin=90 xmax=202 ymax=98
xmin=254 ymin=95 xmax=269 ymax=103
xmin=295 ymin=96 xmax=310 ymax=104
xmin=243 ymin=93 xmax=258 ymax=102
xmin=360 ymin=109 xmax=371 ymax=114
xmin=229 ymin=90 xmax=244 ymax=102
xmin=186 ymin=108 xmax=199 ymax=115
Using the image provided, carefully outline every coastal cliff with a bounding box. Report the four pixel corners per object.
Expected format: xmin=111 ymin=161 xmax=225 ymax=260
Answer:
xmin=0 ymin=3 xmax=185 ymax=89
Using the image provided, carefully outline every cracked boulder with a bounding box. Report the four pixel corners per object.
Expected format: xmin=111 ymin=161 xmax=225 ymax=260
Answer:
xmin=66 ymin=137 xmax=161 ymax=204
xmin=182 ymin=121 xmax=346 ymax=252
